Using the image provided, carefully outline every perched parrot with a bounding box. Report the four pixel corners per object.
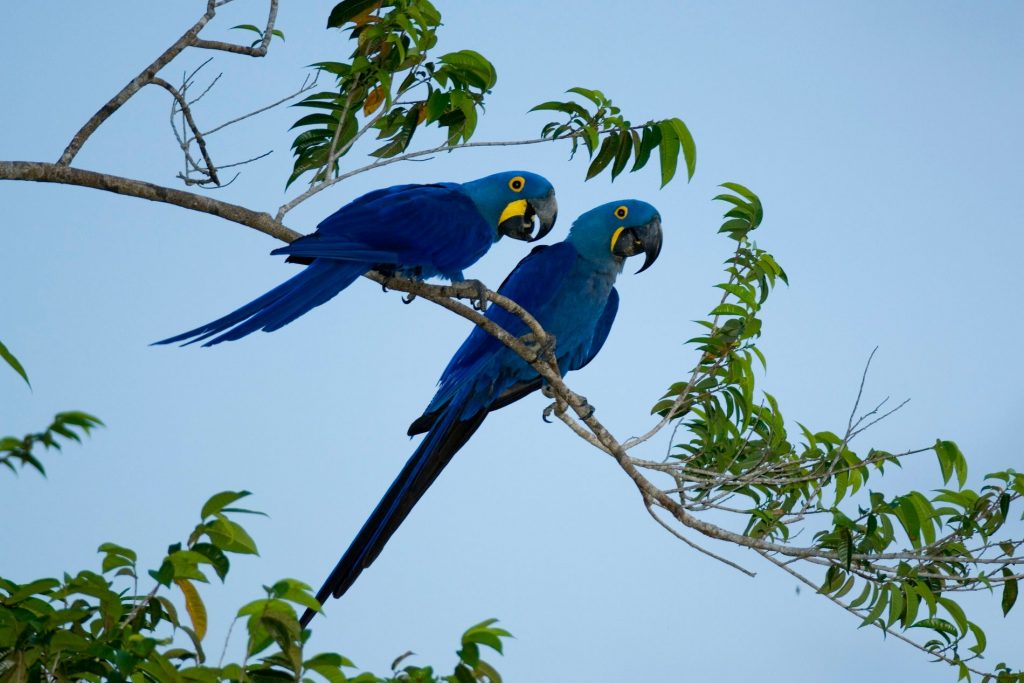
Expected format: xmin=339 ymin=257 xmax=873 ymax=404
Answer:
xmin=300 ymin=199 xmax=663 ymax=626
xmin=155 ymin=171 xmax=557 ymax=346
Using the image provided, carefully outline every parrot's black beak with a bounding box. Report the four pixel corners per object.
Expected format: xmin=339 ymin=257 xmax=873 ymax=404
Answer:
xmin=611 ymin=215 xmax=663 ymax=273
xmin=498 ymin=190 xmax=558 ymax=242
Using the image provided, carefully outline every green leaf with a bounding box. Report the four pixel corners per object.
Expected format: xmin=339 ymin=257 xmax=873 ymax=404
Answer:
xmin=327 ymin=0 xmax=382 ymax=29
xmin=709 ymin=303 xmax=747 ymax=317
xmin=669 ymin=117 xmax=696 ymax=180
xmin=938 ymin=596 xmax=967 ymax=635
xmin=268 ymin=578 xmax=323 ymax=613
xmin=1002 ymin=568 xmax=1018 ymax=615
xmin=657 ymin=120 xmax=679 ymax=187
xmin=231 ymin=24 xmax=263 ymax=34
xmin=935 ymin=440 xmax=967 ymax=487
xmin=191 ymin=542 xmax=230 ymax=581
xmin=610 ymin=131 xmax=633 ymax=179
xmin=586 ymin=134 xmax=617 ymax=180
xmin=911 ymin=617 xmax=958 ymax=640
xmin=439 ymin=50 xmax=497 ymax=90
xmin=631 ymin=124 xmax=661 ymax=172
xmin=967 ymin=620 xmax=988 ymax=655
xmin=901 ymin=583 xmax=920 ymax=627
xmin=204 ymin=516 xmax=259 ymax=555
xmin=860 ymin=587 xmax=889 ymax=627
xmin=201 ymin=490 xmax=252 ymax=520
xmin=0 ymin=340 xmax=30 ymax=387
xmin=566 ymin=86 xmax=605 ymax=106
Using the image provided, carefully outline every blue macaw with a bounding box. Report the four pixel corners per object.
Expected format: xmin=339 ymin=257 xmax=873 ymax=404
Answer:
xmin=155 ymin=171 xmax=557 ymax=346
xmin=300 ymin=199 xmax=663 ymax=625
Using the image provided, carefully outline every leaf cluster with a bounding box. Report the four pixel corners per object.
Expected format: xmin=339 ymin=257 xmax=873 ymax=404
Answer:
xmin=642 ymin=187 xmax=1024 ymax=681
xmin=1 ymin=341 xmax=103 ymax=477
xmin=532 ymin=87 xmax=696 ymax=186
xmin=289 ymin=0 xmax=497 ymax=186
xmin=0 ymin=490 xmax=512 ymax=682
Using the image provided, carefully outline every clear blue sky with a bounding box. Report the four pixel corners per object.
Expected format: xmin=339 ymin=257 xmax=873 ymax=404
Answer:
xmin=3 ymin=2 xmax=1023 ymax=680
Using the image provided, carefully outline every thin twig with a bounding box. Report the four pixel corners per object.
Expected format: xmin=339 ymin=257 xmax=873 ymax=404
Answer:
xmin=275 ymin=126 xmax=647 ymax=221
xmin=647 ymin=502 xmax=757 ymax=577
xmin=151 ymin=77 xmax=220 ymax=185
xmin=201 ymin=73 xmax=318 ymax=138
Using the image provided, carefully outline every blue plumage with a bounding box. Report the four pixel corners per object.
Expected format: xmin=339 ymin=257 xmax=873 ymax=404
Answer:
xmin=156 ymin=172 xmax=557 ymax=346
xmin=301 ymin=200 xmax=663 ymax=623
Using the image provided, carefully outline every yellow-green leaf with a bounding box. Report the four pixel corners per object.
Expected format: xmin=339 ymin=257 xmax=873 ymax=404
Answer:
xmin=175 ymin=578 xmax=207 ymax=641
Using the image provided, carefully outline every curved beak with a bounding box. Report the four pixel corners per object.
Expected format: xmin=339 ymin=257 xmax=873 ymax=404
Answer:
xmin=498 ymin=190 xmax=558 ymax=242
xmin=611 ymin=216 xmax=663 ymax=273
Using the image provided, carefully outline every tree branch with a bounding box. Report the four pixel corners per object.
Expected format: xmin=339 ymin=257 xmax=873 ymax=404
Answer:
xmin=192 ymin=0 xmax=279 ymax=57
xmin=56 ymin=0 xmax=279 ymax=167
xmin=151 ymin=77 xmax=221 ymax=186
xmin=56 ymin=11 xmax=215 ymax=166
xmin=0 ymin=161 xmax=297 ymax=243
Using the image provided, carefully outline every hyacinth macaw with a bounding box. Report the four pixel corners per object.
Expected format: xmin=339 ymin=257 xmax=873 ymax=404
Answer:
xmin=155 ymin=171 xmax=557 ymax=346
xmin=300 ymin=199 xmax=663 ymax=626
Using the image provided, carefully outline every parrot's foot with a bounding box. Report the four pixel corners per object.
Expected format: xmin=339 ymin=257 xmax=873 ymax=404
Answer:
xmin=455 ymin=279 xmax=488 ymax=311
xmin=402 ymin=293 xmax=417 ymax=305
xmin=542 ymin=402 xmax=557 ymax=423
xmin=574 ymin=397 xmax=595 ymax=420
xmin=526 ymin=334 xmax=556 ymax=364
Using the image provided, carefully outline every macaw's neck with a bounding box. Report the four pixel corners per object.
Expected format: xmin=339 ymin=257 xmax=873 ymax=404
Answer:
xmin=460 ymin=178 xmax=506 ymax=240
xmin=566 ymin=229 xmax=626 ymax=277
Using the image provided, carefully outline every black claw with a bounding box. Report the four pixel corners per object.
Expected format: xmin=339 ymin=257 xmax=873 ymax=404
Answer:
xmin=402 ymin=293 xmax=417 ymax=305
xmin=542 ymin=403 xmax=555 ymax=423
xmin=577 ymin=401 xmax=594 ymax=420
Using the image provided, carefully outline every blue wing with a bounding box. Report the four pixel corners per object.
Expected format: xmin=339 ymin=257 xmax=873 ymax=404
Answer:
xmin=156 ymin=183 xmax=491 ymax=346
xmin=577 ymin=286 xmax=618 ymax=370
xmin=426 ymin=243 xmax=578 ymax=408
xmin=271 ymin=183 xmax=489 ymax=276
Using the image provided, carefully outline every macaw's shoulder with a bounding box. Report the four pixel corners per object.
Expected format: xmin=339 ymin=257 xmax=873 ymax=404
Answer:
xmin=314 ymin=182 xmax=477 ymax=235
xmin=496 ymin=241 xmax=579 ymax=295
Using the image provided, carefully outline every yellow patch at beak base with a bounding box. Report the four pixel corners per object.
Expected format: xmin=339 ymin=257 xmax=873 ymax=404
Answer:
xmin=609 ymin=226 xmax=625 ymax=253
xmin=499 ymin=199 xmax=528 ymax=224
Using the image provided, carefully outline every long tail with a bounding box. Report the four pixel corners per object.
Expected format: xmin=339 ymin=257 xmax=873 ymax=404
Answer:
xmin=300 ymin=400 xmax=487 ymax=628
xmin=154 ymin=260 xmax=367 ymax=347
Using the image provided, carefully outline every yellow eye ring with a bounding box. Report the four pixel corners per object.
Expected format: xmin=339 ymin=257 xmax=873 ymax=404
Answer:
xmin=509 ymin=176 xmax=525 ymax=192
xmin=614 ymin=205 xmax=628 ymax=219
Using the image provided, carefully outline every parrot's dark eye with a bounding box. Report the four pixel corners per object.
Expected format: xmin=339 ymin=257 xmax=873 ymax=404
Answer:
xmin=614 ymin=205 xmax=628 ymax=220
xmin=509 ymin=176 xmax=525 ymax=192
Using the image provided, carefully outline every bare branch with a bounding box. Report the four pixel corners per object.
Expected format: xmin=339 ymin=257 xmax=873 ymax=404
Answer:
xmin=56 ymin=0 xmax=279 ymax=167
xmin=0 ymin=161 xmax=297 ymax=243
xmin=151 ymin=77 xmax=220 ymax=186
xmin=647 ymin=503 xmax=757 ymax=577
xmin=201 ymin=73 xmax=318 ymax=138
xmin=56 ymin=11 xmax=215 ymax=166
xmin=192 ymin=0 xmax=279 ymax=57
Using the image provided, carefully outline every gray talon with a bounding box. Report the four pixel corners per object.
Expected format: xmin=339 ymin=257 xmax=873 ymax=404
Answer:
xmin=527 ymin=335 xmax=556 ymax=363
xmin=458 ymin=278 xmax=489 ymax=311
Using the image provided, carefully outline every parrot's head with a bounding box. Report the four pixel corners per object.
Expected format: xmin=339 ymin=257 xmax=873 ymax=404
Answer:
xmin=463 ymin=171 xmax=558 ymax=243
xmin=568 ymin=199 xmax=663 ymax=274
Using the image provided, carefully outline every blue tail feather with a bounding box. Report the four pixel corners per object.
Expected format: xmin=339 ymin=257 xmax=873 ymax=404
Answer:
xmin=300 ymin=394 xmax=487 ymax=625
xmin=154 ymin=260 xmax=367 ymax=347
